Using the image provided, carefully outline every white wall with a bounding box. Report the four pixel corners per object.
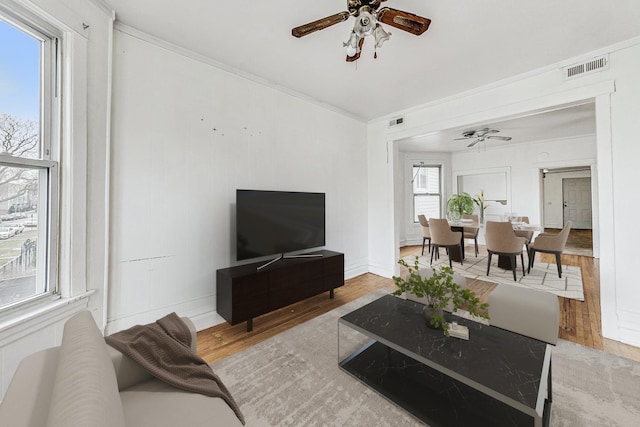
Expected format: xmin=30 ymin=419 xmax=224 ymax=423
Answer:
xmin=398 ymin=135 xmax=596 ymax=247
xmin=107 ymin=29 xmax=369 ymax=333
xmin=452 ymin=135 xmax=597 ymax=226
xmin=368 ymin=38 xmax=640 ymax=347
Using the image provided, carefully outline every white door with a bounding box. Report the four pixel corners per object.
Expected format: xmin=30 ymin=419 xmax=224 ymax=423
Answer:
xmin=563 ymin=177 xmax=592 ymax=229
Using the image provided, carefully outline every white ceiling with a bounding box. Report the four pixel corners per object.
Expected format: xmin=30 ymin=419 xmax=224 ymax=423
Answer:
xmin=396 ymin=101 xmax=596 ymax=152
xmin=104 ymin=0 xmax=640 ymax=122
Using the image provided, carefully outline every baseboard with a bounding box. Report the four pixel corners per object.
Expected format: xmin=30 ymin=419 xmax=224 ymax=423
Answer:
xmin=105 ymin=296 xmax=215 ymax=335
xmin=617 ymin=309 xmax=640 ymax=348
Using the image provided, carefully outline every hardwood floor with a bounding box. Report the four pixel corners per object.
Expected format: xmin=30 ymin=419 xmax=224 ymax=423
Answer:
xmin=197 ymin=245 xmax=640 ymax=364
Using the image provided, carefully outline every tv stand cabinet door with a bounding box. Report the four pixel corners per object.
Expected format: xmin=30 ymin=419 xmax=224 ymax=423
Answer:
xmin=268 ymin=259 xmax=324 ymax=310
xmin=323 ymin=253 xmax=345 ymax=291
xmin=217 ymin=270 xmax=269 ymax=324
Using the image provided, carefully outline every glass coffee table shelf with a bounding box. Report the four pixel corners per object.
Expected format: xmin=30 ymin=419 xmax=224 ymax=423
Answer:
xmin=338 ymin=295 xmax=552 ymax=427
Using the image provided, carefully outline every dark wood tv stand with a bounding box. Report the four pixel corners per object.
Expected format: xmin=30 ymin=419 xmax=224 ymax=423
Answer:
xmin=216 ymin=250 xmax=344 ymax=332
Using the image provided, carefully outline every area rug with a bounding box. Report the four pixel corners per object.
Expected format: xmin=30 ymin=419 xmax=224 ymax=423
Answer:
xmin=210 ymin=291 xmax=640 ymax=426
xmin=404 ymin=253 xmax=584 ymax=301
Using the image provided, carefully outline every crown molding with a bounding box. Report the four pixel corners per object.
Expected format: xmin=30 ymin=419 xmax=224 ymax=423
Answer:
xmin=85 ymin=0 xmax=114 ymax=18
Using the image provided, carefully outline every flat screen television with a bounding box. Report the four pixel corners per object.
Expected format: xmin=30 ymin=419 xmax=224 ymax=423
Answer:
xmin=236 ymin=189 xmax=326 ymax=262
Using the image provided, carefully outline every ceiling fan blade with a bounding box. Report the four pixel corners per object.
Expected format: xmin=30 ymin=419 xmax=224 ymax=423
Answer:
xmin=292 ymin=12 xmax=350 ymax=38
xmin=487 ymin=136 xmax=512 ymax=141
xmin=454 ymin=137 xmax=471 ymax=141
xmin=467 ymin=140 xmax=480 ymax=148
xmin=377 ymin=8 xmax=431 ymax=36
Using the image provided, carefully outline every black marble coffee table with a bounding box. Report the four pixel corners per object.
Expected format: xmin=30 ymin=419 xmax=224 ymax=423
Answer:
xmin=338 ymin=294 xmax=552 ymax=427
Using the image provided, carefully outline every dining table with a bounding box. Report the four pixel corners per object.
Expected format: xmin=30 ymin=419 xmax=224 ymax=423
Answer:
xmin=447 ymin=220 xmax=542 ymax=266
xmin=447 ymin=219 xmax=479 ymax=262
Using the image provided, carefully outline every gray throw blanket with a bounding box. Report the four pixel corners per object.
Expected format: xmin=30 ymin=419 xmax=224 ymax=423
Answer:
xmin=105 ymin=313 xmax=245 ymax=425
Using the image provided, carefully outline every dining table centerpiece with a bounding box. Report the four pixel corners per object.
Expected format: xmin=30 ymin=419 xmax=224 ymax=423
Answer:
xmin=446 ymin=192 xmax=476 ymax=221
xmin=474 ymin=190 xmax=490 ymax=223
xmin=392 ymin=256 xmax=489 ymax=335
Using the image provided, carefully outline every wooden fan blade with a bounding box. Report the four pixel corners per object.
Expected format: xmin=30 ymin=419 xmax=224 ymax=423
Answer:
xmin=292 ymin=12 xmax=350 ymax=38
xmin=487 ymin=136 xmax=512 ymax=141
xmin=467 ymin=140 xmax=479 ymax=148
xmin=377 ymin=8 xmax=431 ymax=36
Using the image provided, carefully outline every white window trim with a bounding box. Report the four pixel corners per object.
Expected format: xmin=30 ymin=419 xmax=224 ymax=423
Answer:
xmin=0 ymin=2 xmax=89 ymax=337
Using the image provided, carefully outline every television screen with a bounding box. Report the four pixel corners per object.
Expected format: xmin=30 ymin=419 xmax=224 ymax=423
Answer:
xmin=236 ymin=190 xmax=326 ymax=261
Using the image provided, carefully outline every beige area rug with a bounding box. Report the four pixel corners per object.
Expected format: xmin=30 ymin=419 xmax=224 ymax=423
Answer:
xmin=405 ymin=253 xmax=585 ymax=301
xmin=211 ymin=291 xmax=640 ymax=426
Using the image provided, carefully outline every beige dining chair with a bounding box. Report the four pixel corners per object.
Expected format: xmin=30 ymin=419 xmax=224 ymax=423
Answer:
xmin=512 ymin=216 xmax=534 ymax=253
xmin=485 ymin=221 xmax=527 ymax=281
xmin=462 ymin=214 xmax=479 ymax=257
xmin=528 ymin=221 xmax=572 ymax=278
xmin=417 ymin=214 xmax=431 ymax=256
xmin=428 ymin=218 xmax=463 ymax=268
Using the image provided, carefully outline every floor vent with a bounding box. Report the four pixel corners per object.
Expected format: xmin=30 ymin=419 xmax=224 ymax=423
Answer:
xmin=388 ymin=116 xmax=405 ymax=128
xmin=563 ymin=55 xmax=609 ymax=80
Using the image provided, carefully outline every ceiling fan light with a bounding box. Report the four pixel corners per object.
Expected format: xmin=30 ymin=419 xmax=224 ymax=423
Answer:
xmin=373 ymin=24 xmax=391 ymax=47
xmin=343 ymin=31 xmax=359 ymax=56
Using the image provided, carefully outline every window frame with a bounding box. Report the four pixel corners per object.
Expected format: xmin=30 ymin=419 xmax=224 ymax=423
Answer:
xmin=0 ymin=10 xmax=60 ymax=313
xmin=412 ymin=164 xmax=442 ymax=223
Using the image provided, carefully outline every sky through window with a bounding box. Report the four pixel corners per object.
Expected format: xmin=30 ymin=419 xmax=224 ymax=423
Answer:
xmin=0 ymin=19 xmax=40 ymax=121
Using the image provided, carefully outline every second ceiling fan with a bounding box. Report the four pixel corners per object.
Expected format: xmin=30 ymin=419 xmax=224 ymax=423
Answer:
xmin=291 ymin=0 xmax=431 ymax=62
xmin=455 ymin=128 xmax=513 ymax=148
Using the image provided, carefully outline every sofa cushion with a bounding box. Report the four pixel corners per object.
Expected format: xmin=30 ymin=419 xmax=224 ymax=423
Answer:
xmin=46 ymin=311 xmax=126 ymax=427
xmin=120 ymin=378 xmax=244 ymax=427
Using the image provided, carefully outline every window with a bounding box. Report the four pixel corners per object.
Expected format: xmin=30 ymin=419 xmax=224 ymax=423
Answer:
xmin=413 ymin=165 xmax=441 ymax=222
xmin=0 ymin=13 xmax=59 ymax=311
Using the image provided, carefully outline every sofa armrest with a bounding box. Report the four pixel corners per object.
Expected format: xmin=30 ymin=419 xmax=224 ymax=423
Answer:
xmin=108 ymin=316 xmax=198 ymax=391
xmin=0 ymin=347 xmax=60 ymax=427
xmin=181 ymin=316 xmax=197 ymax=353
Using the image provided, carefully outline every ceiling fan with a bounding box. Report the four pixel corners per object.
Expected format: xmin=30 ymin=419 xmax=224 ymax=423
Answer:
xmin=291 ymin=0 xmax=431 ymax=62
xmin=455 ymin=128 xmax=513 ymax=148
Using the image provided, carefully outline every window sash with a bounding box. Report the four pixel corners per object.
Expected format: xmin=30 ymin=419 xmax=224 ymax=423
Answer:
xmin=412 ymin=165 xmax=442 ymax=222
xmin=0 ymin=11 xmax=59 ymax=312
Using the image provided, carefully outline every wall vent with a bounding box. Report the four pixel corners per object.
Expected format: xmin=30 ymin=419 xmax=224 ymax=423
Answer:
xmin=388 ymin=116 xmax=405 ymax=127
xmin=563 ymin=55 xmax=609 ymax=80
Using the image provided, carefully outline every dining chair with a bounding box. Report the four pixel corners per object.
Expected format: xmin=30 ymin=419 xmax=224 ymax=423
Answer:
xmin=462 ymin=214 xmax=479 ymax=257
xmin=417 ymin=214 xmax=431 ymax=256
xmin=485 ymin=221 xmax=527 ymax=281
xmin=528 ymin=221 xmax=572 ymax=278
xmin=428 ymin=218 xmax=463 ymax=268
xmin=512 ymin=216 xmax=534 ymax=253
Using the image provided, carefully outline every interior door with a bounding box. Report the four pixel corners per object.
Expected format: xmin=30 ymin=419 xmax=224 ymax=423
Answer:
xmin=563 ymin=177 xmax=592 ymax=229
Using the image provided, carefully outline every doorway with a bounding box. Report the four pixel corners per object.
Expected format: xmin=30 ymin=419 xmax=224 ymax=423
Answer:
xmin=563 ymin=177 xmax=592 ymax=229
xmin=542 ymin=167 xmax=593 ymax=256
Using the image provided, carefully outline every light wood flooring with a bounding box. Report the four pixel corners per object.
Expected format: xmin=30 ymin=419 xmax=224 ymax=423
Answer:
xmin=197 ymin=245 xmax=640 ymax=364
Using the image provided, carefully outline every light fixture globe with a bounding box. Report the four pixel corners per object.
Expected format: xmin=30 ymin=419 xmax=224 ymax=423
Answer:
xmin=354 ymin=11 xmax=375 ymax=37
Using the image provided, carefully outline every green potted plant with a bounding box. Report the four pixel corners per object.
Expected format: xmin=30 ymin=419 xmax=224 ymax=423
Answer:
xmin=392 ymin=256 xmax=489 ymax=335
xmin=446 ymin=192 xmax=475 ymax=221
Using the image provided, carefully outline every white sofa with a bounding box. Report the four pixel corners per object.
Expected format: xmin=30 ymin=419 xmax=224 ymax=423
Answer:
xmin=0 ymin=311 xmax=243 ymax=427
xmin=489 ymin=283 xmax=560 ymax=344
